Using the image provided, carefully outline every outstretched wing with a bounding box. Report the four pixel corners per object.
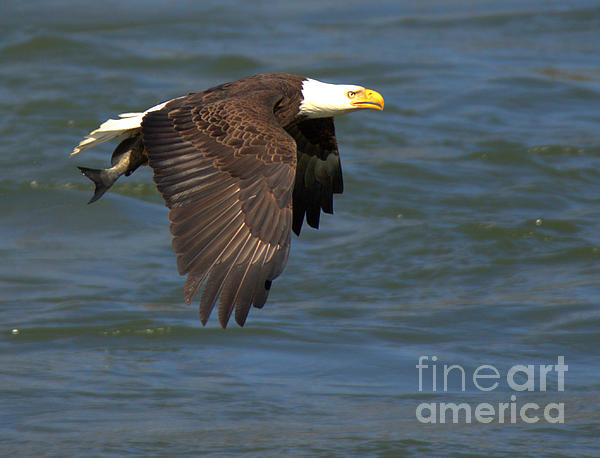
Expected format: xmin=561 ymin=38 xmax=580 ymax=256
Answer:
xmin=286 ymin=117 xmax=344 ymax=235
xmin=141 ymin=91 xmax=296 ymax=328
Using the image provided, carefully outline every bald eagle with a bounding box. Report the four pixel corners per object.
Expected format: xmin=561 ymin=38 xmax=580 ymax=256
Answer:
xmin=72 ymin=73 xmax=384 ymax=327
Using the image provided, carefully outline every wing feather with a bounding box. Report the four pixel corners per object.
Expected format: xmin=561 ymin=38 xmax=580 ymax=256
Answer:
xmin=174 ymin=209 xmax=244 ymax=274
xmin=286 ymin=117 xmax=343 ymax=235
xmin=141 ymin=91 xmax=296 ymax=327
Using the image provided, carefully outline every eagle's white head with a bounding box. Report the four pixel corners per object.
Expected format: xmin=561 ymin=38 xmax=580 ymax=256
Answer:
xmin=298 ymin=78 xmax=384 ymax=119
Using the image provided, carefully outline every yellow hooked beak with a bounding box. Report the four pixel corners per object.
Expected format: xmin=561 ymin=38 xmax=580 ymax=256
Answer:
xmin=350 ymin=88 xmax=384 ymax=111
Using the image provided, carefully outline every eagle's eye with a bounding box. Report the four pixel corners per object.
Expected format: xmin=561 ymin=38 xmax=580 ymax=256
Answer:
xmin=347 ymin=91 xmax=356 ymax=98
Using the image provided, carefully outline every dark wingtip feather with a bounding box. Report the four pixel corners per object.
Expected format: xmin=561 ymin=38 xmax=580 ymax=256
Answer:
xmin=292 ymin=220 xmax=303 ymax=237
xmin=306 ymin=203 xmax=321 ymax=229
xmin=253 ymin=280 xmax=272 ymax=309
xmin=218 ymin=315 xmax=230 ymax=329
xmin=292 ymin=199 xmax=305 ymax=236
xmin=234 ymin=314 xmax=247 ymax=327
xmin=199 ymin=312 xmax=209 ymax=326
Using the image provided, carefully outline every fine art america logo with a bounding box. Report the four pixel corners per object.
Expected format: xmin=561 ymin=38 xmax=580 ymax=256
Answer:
xmin=415 ymin=356 xmax=567 ymax=424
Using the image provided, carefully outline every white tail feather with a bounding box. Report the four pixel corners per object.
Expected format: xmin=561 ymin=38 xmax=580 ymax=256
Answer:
xmin=71 ymin=115 xmax=143 ymax=156
xmin=71 ymin=99 xmax=174 ymax=156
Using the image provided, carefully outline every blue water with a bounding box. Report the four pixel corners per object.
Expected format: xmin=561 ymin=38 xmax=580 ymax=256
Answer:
xmin=1 ymin=1 xmax=599 ymax=455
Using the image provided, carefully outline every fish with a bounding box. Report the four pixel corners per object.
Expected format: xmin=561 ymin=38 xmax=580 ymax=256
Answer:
xmin=77 ymin=135 xmax=147 ymax=204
